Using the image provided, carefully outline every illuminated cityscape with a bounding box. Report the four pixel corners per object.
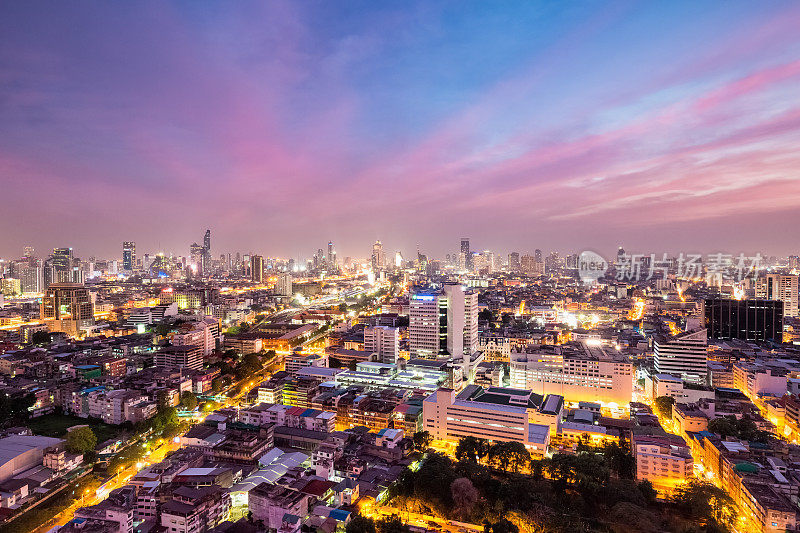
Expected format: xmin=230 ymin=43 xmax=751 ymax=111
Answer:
xmin=2 ymin=2 xmax=800 ymax=533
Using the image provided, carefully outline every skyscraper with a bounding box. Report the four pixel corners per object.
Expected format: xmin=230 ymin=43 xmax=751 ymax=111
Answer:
xmin=276 ymin=273 xmax=293 ymax=297
xmin=654 ymin=328 xmax=708 ymax=384
xmin=461 ymin=238 xmax=472 ymax=270
xmin=704 ymin=298 xmax=783 ymax=342
xmin=371 ymin=240 xmax=385 ymax=271
xmin=251 ymin=255 xmax=264 ymax=283
xmin=756 ymin=274 xmax=799 ymax=317
xmin=122 ymin=241 xmax=136 ymax=271
xmin=189 ymin=243 xmax=204 ymax=276
xmin=202 ymin=229 xmax=212 ymax=274
xmin=508 ymin=252 xmax=520 ymax=272
xmin=40 ymin=282 xmax=94 ymax=336
xmin=409 ymin=283 xmax=478 ymax=362
xmin=327 ymin=241 xmax=335 ymax=267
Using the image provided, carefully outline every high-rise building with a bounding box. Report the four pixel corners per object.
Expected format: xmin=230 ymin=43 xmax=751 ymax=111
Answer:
xmin=508 ymin=252 xmax=520 ymax=272
xmin=251 ymin=255 xmax=264 ymax=283
xmin=276 ymin=273 xmax=293 ymax=297
xmin=756 ymin=274 xmax=799 ymax=317
xmin=789 ymin=255 xmax=800 ymax=270
xmin=704 ymin=298 xmax=783 ymax=342
xmin=122 ymin=241 xmax=136 ymax=271
xmin=189 ymin=243 xmax=204 ymax=276
xmin=534 ymin=249 xmax=542 ymax=263
xmin=409 ymin=283 xmax=477 ymax=362
xmin=520 ymin=255 xmax=544 ymax=276
xmin=45 ymin=247 xmax=82 ymax=286
xmin=327 ymin=241 xmax=335 ymax=268
xmin=1 ymin=278 xmax=21 ymax=296
xmin=510 ymin=343 xmax=633 ymax=405
xmin=371 ymin=240 xmax=385 ymax=271
xmin=40 ymin=282 xmax=94 ymax=336
xmin=22 ymin=246 xmax=34 ymax=259
xmin=18 ymin=262 xmax=42 ymax=294
xmin=364 ymin=326 xmax=399 ymax=364
xmin=654 ymin=328 xmax=708 ymax=384
xmin=461 ymin=238 xmax=472 ymax=270
xmin=202 ymin=229 xmax=212 ymax=273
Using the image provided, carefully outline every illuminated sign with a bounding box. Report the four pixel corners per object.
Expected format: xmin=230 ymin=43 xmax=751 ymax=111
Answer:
xmin=412 ymin=295 xmax=435 ymax=301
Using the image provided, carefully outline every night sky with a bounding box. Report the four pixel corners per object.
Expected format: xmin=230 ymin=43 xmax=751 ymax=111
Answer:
xmin=2 ymin=1 xmax=800 ymax=260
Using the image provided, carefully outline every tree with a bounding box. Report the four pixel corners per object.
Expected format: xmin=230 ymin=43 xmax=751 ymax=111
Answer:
xmin=180 ymin=391 xmax=197 ymax=410
xmin=603 ymin=440 xmax=636 ymax=479
xmin=346 ymin=514 xmax=376 ymax=533
xmin=478 ymin=309 xmax=493 ymax=322
xmin=708 ymin=416 xmax=738 ymax=439
xmin=505 ymin=441 xmax=531 ymax=473
xmin=654 ymin=396 xmax=675 ymax=420
xmin=670 ymin=480 xmax=736 ymax=531
xmin=376 ymin=515 xmax=410 ymax=533
xmin=412 ymin=430 xmax=432 ymax=452
xmin=211 ymin=377 xmax=224 ymax=392
xmin=456 ymin=436 xmax=490 ymax=463
xmin=66 ymin=426 xmax=97 ymax=454
xmin=451 ymin=477 xmax=479 ymax=516
xmin=30 ymin=331 xmax=52 ymax=345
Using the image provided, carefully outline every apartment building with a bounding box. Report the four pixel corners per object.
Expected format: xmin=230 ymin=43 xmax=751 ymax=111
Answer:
xmin=632 ymin=434 xmax=693 ymax=493
xmin=363 ymin=325 xmax=399 ymax=364
xmin=509 ymin=342 xmax=632 ymax=405
xmin=423 ymin=385 xmax=552 ymax=453
xmin=654 ymin=328 xmax=708 ymax=384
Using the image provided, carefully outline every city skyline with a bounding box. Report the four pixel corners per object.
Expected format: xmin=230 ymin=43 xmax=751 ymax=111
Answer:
xmin=2 ymin=1 xmax=800 ymax=257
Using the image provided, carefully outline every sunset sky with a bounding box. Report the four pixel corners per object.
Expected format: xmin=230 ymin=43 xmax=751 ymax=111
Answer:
xmin=2 ymin=1 xmax=800 ymax=260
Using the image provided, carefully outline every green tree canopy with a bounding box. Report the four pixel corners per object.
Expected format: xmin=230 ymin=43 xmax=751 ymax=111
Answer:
xmin=66 ymin=426 xmax=97 ymax=454
xmin=654 ymin=396 xmax=675 ymax=419
xmin=180 ymin=391 xmax=198 ymax=410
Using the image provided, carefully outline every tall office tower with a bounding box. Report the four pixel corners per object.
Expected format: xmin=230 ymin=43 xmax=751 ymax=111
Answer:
xmin=461 ymin=238 xmax=472 ymax=270
xmin=371 ymin=240 xmax=385 ymax=271
xmin=534 ymin=249 xmax=542 ymax=263
xmin=40 ymin=282 xmax=94 ymax=336
xmin=202 ymin=229 xmax=212 ymax=273
xmin=409 ymin=291 xmax=443 ymax=359
xmin=250 ymin=255 xmax=264 ymax=283
xmin=654 ymin=328 xmax=708 ymax=384
xmin=327 ymin=241 xmax=334 ymax=266
xmin=122 ymin=242 xmax=136 ymax=271
xmin=22 ymin=246 xmax=34 ymax=259
xmin=276 ymin=273 xmax=293 ymax=297
xmin=520 ymin=254 xmax=544 ymax=276
xmin=704 ymin=298 xmax=783 ymax=342
xmin=1 ymin=278 xmax=21 ymax=297
xmin=444 ymin=282 xmax=478 ymax=361
xmin=409 ymin=283 xmax=478 ymax=361
xmin=19 ymin=262 xmax=43 ymax=294
xmin=364 ymin=325 xmax=400 ymax=364
xmin=189 ymin=243 xmax=204 ymax=276
xmin=756 ymin=274 xmax=799 ymax=317
xmin=508 ymin=252 xmax=520 ymax=272
xmin=395 ymin=251 xmax=403 ymax=268
xmin=545 ymin=252 xmax=561 ymax=273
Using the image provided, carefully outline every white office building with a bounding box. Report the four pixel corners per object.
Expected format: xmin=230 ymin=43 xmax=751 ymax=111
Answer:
xmin=756 ymin=274 xmax=799 ymax=317
xmin=409 ymin=283 xmax=478 ymax=362
xmin=364 ymin=325 xmax=399 ymax=364
xmin=654 ymin=328 xmax=708 ymax=384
